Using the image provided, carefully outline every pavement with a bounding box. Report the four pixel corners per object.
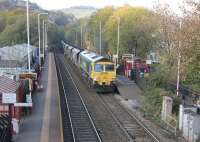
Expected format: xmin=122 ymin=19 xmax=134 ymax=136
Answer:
xmin=116 ymin=75 xmax=142 ymax=108
xmin=14 ymin=53 xmax=63 ymax=142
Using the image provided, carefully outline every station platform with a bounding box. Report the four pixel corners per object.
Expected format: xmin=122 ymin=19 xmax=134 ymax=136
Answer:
xmin=116 ymin=75 xmax=142 ymax=108
xmin=14 ymin=53 xmax=63 ymax=142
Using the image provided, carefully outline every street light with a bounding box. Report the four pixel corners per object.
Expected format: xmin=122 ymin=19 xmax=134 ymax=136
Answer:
xmin=45 ymin=23 xmax=48 ymax=50
xmin=81 ymin=26 xmax=83 ymax=48
xmin=99 ymin=21 xmax=102 ymax=55
xmin=26 ymin=0 xmax=32 ymax=106
xmin=26 ymin=0 xmax=30 ymax=72
xmin=116 ymin=17 xmax=120 ymax=67
xmin=43 ymin=20 xmax=45 ymax=59
xmin=38 ymin=12 xmax=48 ymax=66
xmin=111 ymin=16 xmax=120 ymax=67
xmin=176 ymin=20 xmax=182 ymax=97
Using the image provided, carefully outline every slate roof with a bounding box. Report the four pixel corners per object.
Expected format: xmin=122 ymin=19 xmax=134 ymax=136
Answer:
xmin=0 ymin=60 xmax=22 ymax=68
xmin=0 ymin=76 xmax=19 ymax=93
xmin=0 ymin=43 xmax=37 ymax=61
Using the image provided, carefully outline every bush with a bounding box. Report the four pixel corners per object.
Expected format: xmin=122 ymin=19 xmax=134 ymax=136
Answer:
xmin=141 ymin=87 xmax=167 ymax=118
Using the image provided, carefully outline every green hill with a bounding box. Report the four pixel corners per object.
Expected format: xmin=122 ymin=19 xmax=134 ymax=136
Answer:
xmin=59 ymin=6 xmax=97 ymax=19
xmin=0 ymin=0 xmax=41 ymax=11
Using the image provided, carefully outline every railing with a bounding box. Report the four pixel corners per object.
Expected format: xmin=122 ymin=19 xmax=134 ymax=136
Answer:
xmin=161 ymin=112 xmax=177 ymax=135
xmin=0 ymin=114 xmax=12 ymax=142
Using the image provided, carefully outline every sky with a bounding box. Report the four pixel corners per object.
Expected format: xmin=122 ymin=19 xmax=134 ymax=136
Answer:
xmin=29 ymin=0 xmax=184 ymax=13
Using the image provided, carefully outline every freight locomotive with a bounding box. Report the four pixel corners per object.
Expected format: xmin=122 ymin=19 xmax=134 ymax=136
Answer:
xmin=61 ymin=41 xmax=116 ymax=91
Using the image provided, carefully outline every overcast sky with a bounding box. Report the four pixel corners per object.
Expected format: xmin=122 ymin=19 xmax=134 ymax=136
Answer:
xmin=29 ymin=0 xmax=184 ymax=13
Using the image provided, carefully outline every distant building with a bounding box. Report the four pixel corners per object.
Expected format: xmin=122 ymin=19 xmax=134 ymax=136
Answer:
xmin=0 ymin=44 xmax=38 ymax=79
xmin=146 ymin=51 xmax=160 ymax=64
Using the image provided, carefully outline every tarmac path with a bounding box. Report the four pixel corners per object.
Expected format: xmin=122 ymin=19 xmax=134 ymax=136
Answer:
xmin=14 ymin=53 xmax=63 ymax=142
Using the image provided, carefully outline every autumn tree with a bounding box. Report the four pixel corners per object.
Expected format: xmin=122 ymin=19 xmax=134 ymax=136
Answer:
xmin=104 ymin=5 xmax=160 ymax=58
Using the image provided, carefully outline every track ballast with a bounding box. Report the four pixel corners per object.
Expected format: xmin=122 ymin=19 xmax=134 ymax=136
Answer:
xmin=55 ymin=53 xmax=102 ymax=142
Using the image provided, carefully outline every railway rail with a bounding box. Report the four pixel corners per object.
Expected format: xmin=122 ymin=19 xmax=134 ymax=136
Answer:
xmin=61 ymin=53 xmax=131 ymax=142
xmin=56 ymin=51 xmax=161 ymax=142
xmin=61 ymin=51 xmax=160 ymax=142
xmin=98 ymin=94 xmax=160 ymax=142
xmin=54 ymin=53 xmax=102 ymax=142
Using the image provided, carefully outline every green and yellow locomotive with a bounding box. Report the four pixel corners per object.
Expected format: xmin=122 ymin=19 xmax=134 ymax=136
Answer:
xmin=62 ymin=41 xmax=116 ymax=92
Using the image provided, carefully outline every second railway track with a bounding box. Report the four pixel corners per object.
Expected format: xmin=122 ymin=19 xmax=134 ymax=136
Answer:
xmin=55 ymin=51 xmax=161 ymax=142
xmin=55 ymin=53 xmax=102 ymax=142
xmin=99 ymin=94 xmax=160 ymax=142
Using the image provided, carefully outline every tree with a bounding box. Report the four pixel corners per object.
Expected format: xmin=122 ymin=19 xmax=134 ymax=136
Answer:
xmin=104 ymin=5 xmax=160 ymax=58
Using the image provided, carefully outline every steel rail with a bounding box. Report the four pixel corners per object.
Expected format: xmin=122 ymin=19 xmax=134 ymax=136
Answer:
xmin=57 ymin=54 xmax=102 ymax=142
xmin=62 ymin=54 xmax=134 ymax=142
xmin=55 ymin=54 xmax=76 ymax=142
xmin=62 ymin=52 xmax=158 ymax=142
xmin=97 ymin=94 xmax=134 ymax=142
xmin=100 ymin=94 xmax=160 ymax=142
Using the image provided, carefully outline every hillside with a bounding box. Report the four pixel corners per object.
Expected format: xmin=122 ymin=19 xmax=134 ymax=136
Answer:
xmin=60 ymin=6 xmax=97 ymax=19
xmin=0 ymin=0 xmax=41 ymax=11
xmin=0 ymin=0 xmax=75 ymax=47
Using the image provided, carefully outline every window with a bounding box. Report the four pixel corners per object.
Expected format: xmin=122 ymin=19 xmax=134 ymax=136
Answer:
xmin=94 ymin=64 xmax=103 ymax=72
xmin=105 ymin=64 xmax=114 ymax=71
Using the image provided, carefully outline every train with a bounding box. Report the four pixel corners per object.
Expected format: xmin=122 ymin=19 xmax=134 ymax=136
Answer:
xmin=61 ymin=41 xmax=116 ymax=92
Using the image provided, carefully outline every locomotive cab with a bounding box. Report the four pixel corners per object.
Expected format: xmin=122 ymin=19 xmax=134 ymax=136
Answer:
xmin=91 ymin=61 xmax=116 ymax=86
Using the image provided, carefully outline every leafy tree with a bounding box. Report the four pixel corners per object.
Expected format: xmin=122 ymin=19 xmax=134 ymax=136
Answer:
xmin=104 ymin=5 xmax=160 ymax=58
xmin=0 ymin=8 xmax=66 ymax=48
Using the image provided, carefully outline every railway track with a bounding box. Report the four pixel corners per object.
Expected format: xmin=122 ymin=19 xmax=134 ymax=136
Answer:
xmin=61 ymin=53 xmax=131 ymax=142
xmin=56 ymin=52 xmax=160 ymax=142
xmin=54 ymin=53 xmax=102 ymax=142
xmin=98 ymin=94 xmax=160 ymax=142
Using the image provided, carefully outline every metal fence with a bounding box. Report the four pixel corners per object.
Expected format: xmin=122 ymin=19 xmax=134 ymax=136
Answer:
xmin=0 ymin=114 xmax=12 ymax=142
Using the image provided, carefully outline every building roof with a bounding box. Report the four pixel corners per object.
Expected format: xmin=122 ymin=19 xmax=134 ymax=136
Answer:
xmin=0 ymin=43 xmax=37 ymax=61
xmin=0 ymin=60 xmax=22 ymax=68
xmin=0 ymin=76 xmax=19 ymax=93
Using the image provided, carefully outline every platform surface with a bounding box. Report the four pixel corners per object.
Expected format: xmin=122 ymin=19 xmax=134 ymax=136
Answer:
xmin=14 ymin=53 xmax=63 ymax=142
xmin=116 ymin=75 xmax=142 ymax=104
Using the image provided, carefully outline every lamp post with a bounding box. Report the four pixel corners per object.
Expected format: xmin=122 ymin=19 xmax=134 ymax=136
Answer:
xmin=45 ymin=24 xmax=48 ymax=50
xmin=176 ymin=20 xmax=182 ymax=97
xmin=45 ymin=23 xmax=48 ymax=50
xmin=37 ymin=13 xmax=48 ymax=66
xmin=117 ymin=17 xmax=120 ymax=67
xmin=26 ymin=0 xmax=32 ymax=108
xmin=111 ymin=16 xmax=120 ymax=67
xmin=42 ymin=20 xmax=45 ymax=59
xmin=75 ymin=30 xmax=78 ymax=46
xmin=26 ymin=0 xmax=30 ymax=72
xmin=99 ymin=21 xmax=102 ymax=55
xmin=81 ymin=26 xmax=83 ymax=48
